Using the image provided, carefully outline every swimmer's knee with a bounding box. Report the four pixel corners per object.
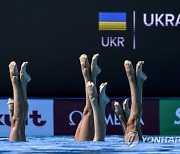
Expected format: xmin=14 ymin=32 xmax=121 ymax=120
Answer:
xmin=127 ymin=114 xmax=141 ymax=125
xmin=11 ymin=116 xmax=24 ymax=126
xmin=83 ymin=106 xmax=93 ymax=115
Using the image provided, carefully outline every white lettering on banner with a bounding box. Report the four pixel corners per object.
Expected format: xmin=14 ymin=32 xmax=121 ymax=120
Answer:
xmin=0 ymin=99 xmax=53 ymax=137
xmin=114 ymin=114 xmax=120 ymax=125
xmin=69 ymin=110 xmax=83 ymax=125
xmin=101 ymin=37 xmax=125 ymax=47
xmin=143 ymin=13 xmax=180 ymax=27
xmin=140 ymin=118 xmax=145 ymax=126
xmin=174 ymin=108 xmax=180 ymax=125
xmin=105 ymin=114 xmax=120 ymax=126
xmin=68 ymin=110 xmax=120 ymax=126
xmin=68 ymin=110 xmax=145 ymax=126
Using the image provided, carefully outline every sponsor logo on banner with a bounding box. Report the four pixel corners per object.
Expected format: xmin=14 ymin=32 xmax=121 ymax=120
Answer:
xmin=0 ymin=99 xmax=53 ymax=137
xmin=54 ymin=98 xmax=160 ymax=135
xmin=68 ymin=110 xmax=120 ymax=126
xmin=54 ymin=99 xmax=123 ymax=135
xmin=0 ymin=99 xmax=11 ymax=137
xmin=160 ymin=100 xmax=180 ymax=135
xmin=174 ymin=108 xmax=180 ymax=125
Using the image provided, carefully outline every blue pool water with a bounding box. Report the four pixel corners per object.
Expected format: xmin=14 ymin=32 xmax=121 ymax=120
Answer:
xmin=0 ymin=135 xmax=180 ymax=153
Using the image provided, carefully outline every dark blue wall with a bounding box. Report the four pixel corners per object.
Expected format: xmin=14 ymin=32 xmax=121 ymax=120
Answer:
xmin=0 ymin=1 xmax=179 ymax=97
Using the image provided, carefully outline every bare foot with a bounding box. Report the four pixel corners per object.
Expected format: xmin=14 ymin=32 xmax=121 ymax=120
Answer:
xmin=124 ymin=60 xmax=135 ymax=78
xmin=79 ymin=54 xmax=91 ymax=83
xmin=7 ymin=98 xmax=14 ymax=117
xmin=91 ymin=54 xmax=101 ymax=79
xmin=9 ymin=61 xmax=19 ymax=80
xmin=112 ymin=101 xmax=123 ymax=116
xmin=99 ymin=82 xmax=110 ymax=106
xmin=86 ymin=81 xmax=98 ymax=103
xmin=136 ymin=61 xmax=147 ymax=82
xmin=20 ymin=62 xmax=31 ymax=84
xmin=112 ymin=101 xmax=127 ymax=132
xmin=122 ymin=98 xmax=130 ymax=120
xmin=79 ymin=54 xmax=90 ymax=70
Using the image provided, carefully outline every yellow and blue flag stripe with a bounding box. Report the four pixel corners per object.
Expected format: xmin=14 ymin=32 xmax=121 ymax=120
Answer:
xmin=99 ymin=12 xmax=127 ymax=31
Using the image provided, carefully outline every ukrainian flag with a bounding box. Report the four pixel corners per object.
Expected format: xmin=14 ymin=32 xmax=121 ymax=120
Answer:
xmin=99 ymin=12 xmax=126 ymax=31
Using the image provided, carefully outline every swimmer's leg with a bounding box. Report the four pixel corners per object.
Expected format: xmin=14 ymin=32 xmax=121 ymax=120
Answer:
xmin=9 ymin=61 xmax=25 ymax=141
xmin=79 ymin=54 xmax=92 ymax=108
xmin=99 ymin=82 xmax=110 ymax=118
xmin=112 ymin=101 xmax=127 ymax=133
xmin=98 ymin=82 xmax=110 ymax=139
xmin=124 ymin=60 xmax=142 ymax=141
xmin=136 ymin=61 xmax=147 ymax=109
xmin=122 ymin=98 xmax=130 ymax=121
xmin=20 ymin=62 xmax=31 ymax=140
xmin=87 ymin=82 xmax=104 ymax=141
xmin=135 ymin=61 xmax=147 ymax=138
xmin=20 ymin=62 xmax=31 ymax=120
xmin=75 ymin=54 xmax=94 ymax=141
xmin=91 ymin=53 xmax=101 ymax=86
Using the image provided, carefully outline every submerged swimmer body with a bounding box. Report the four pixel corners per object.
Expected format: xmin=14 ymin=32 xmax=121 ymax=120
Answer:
xmin=112 ymin=60 xmax=147 ymax=142
xmin=8 ymin=61 xmax=31 ymax=142
xmin=75 ymin=53 xmax=110 ymax=141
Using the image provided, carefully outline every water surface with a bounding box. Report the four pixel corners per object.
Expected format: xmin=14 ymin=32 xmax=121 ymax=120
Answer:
xmin=0 ymin=135 xmax=180 ymax=153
